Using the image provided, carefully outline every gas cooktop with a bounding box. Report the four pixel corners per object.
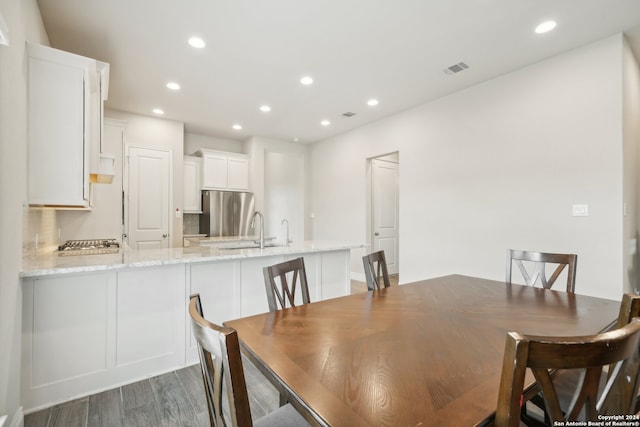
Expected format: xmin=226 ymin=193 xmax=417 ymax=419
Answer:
xmin=58 ymin=239 xmax=120 ymax=256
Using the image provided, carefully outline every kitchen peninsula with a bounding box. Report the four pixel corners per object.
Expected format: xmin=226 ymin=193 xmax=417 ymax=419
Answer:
xmin=21 ymin=241 xmax=361 ymax=412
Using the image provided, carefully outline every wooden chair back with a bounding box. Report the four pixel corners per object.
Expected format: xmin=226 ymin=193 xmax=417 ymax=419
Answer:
xmin=189 ymin=294 xmax=253 ymax=427
xmin=522 ymin=294 xmax=640 ymax=424
xmin=362 ymin=250 xmax=391 ymax=291
xmin=495 ymin=314 xmax=640 ymax=426
xmin=608 ymin=294 xmax=640 ymax=412
xmin=263 ymin=257 xmax=310 ymax=312
xmin=506 ymin=249 xmax=577 ymax=292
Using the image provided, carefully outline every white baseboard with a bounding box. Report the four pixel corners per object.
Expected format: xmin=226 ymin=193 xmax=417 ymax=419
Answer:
xmin=351 ymin=272 xmax=366 ymax=282
xmin=2 ymin=406 xmax=24 ymax=427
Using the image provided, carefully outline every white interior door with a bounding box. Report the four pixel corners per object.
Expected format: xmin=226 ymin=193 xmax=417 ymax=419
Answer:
xmin=372 ymin=158 xmax=399 ymax=275
xmin=126 ymin=147 xmax=170 ymax=250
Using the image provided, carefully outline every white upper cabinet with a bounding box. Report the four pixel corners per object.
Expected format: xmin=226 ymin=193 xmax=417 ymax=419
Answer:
xmin=201 ymin=152 xmax=228 ymax=189
xmin=27 ymin=43 xmax=109 ymax=208
xmin=197 ymin=149 xmax=249 ymax=191
xmin=227 ymin=156 xmax=249 ymax=190
xmin=183 ymin=156 xmax=202 ymax=213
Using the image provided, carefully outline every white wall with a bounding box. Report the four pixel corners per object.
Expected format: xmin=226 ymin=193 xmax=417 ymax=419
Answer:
xmin=309 ymin=35 xmax=629 ymax=301
xmin=245 ymin=136 xmax=308 ymax=240
xmin=624 ymin=37 xmax=640 ymax=294
xmin=56 ymin=119 xmax=126 ymax=242
xmin=184 ymin=132 xmax=245 ymax=156
xmin=0 ymin=0 xmax=49 ymax=425
xmin=106 ymin=110 xmax=184 ymax=247
xmin=264 ymin=151 xmax=305 ymax=243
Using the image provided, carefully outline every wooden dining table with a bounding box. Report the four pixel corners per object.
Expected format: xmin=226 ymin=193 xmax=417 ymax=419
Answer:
xmin=224 ymin=274 xmax=621 ymax=426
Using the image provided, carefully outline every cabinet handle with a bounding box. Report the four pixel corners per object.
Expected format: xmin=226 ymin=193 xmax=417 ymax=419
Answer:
xmin=162 ymin=234 xmax=168 ymax=238
xmin=374 ymin=232 xmax=380 ymax=236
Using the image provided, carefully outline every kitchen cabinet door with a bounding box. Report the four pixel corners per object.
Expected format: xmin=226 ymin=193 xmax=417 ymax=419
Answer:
xmin=27 ymin=43 xmax=108 ymax=208
xmin=227 ymin=156 xmax=249 ymax=190
xmin=183 ymin=156 xmax=202 ymax=213
xmin=28 ymin=46 xmax=89 ymax=206
xmin=201 ymin=153 xmax=228 ymax=189
xmin=240 ymin=256 xmax=285 ymax=317
xmin=199 ymin=149 xmax=249 ymax=191
xmin=116 ymin=266 xmax=185 ymax=368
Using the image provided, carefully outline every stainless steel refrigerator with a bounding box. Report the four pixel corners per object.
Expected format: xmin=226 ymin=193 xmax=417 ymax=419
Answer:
xmin=200 ymin=190 xmax=256 ymax=237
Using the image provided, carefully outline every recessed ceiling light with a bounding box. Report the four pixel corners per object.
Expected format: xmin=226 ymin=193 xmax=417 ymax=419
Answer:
xmin=188 ymin=37 xmax=206 ymax=48
xmin=300 ymin=76 xmax=314 ymax=85
xmin=367 ymin=99 xmax=379 ymax=107
xmin=166 ymin=82 xmax=181 ymax=91
xmin=152 ymin=108 xmax=164 ymax=115
xmin=320 ymin=120 xmax=330 ymax=126
xmin=535 ymin=20 xmax=557 ymax=34
xmin=293 ymin=138 xmax=299 ymax=142
xmin=259 ymin=105 xmax=271 ymax=112
xmin=232 ymin=124 xmax=242 ymax=130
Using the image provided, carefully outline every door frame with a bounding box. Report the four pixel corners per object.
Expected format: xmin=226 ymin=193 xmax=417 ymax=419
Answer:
xmin=365 ymin=151 xmax=400 ymax=277
xmin=123 ymin=145 xmax=173 ymax=248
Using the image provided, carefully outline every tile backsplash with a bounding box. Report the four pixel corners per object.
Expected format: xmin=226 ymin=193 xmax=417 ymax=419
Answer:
xmin=183 ymin=214 xmax=201 ymax=235
xmin=24 ymin=207 xmax=59 ymax=255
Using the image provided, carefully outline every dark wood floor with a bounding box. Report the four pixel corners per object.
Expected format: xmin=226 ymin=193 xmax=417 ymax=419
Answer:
xmin=24 ymin=277 xmax=398 ymax=427
xmin=25 ymin=358 xmax=279 ymax=427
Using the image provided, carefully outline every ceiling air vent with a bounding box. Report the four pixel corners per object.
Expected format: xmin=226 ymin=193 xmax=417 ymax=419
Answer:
xmin=444 ymin=61 xmax=470 ymax=75
xmin=342 ymin=112 xmax=356 ymax=117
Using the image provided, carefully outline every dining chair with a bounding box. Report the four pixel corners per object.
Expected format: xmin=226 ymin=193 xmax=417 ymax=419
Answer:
xmin=521 ymin=293 xmax=640 ymax=425
xmin=362 ymin=250 xmax=391 ymax=291
xmin=188 ymin=294 xmax=310 ymax=427
xmin=263 ymin=257 xmax=310 ymax=312
xmin=506 ymin=249 xmax=578 ymax=293
xmin=495 ymin=311 xmax=640 ymax=426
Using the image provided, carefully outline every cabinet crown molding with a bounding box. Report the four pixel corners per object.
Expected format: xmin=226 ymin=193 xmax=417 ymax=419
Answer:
xmin=196 ymin=148 xmax=248 ymax=159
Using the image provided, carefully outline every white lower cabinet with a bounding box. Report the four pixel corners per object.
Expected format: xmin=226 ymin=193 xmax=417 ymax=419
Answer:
xmin=22 ymin=249 xmax=351 ymax=411
xmin=240 ymin=256 xmax=285 ymax=317
xmin=24 ymin=273 xmax=112 ymax=391
xmin=115 ymin=266 xmax=185 ymax=369
xmin=319 ymin=251 xmax=351 ymax=300
xmin=22 ymin=265 xmax=186 ymax=411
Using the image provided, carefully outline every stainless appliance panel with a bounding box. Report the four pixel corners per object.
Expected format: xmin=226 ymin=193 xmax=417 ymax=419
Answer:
xmin=234 ymin=191 xmax=255 ymax=237
xmin=200 ymin=191 xmax=255 ymax=237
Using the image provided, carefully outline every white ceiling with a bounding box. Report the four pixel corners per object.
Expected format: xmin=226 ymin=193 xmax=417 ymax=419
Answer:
xmin=36 ymin=0 xmax=640 ymax=144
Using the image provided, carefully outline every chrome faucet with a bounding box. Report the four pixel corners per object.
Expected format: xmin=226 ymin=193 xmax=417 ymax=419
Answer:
xmin=251 ymin=211 xmax=265 ymax=249
xmin=281 ymin=218 xmax=291 ymax=247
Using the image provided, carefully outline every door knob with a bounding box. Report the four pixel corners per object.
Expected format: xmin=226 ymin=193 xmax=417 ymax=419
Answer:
xmin=162 ymin=234 xmax=168 ymax=238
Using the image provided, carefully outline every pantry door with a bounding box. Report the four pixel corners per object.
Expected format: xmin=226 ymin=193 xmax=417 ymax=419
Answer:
xmin=126 ymin=147 xmax=171 ymax=250
xmin=371 ymin=157 xmax=399 ymax=275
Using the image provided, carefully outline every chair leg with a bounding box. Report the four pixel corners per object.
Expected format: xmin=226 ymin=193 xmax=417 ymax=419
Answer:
xmin=279 ymin=391 xmax=288 ymax=406
xmin=520 ymin=397 xmax=549 ymax=427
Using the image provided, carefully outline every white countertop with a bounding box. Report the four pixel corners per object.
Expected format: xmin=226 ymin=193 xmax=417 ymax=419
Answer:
xmin=21 ymin=240 xmax=364 ymax=278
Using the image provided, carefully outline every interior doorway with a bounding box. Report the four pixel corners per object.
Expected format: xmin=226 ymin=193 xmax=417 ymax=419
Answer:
xmin=367 ymin=152 xmax=399 ymax=277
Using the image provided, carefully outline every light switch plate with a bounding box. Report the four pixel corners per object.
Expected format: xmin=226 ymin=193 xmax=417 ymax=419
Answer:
xmin=572 ymin=204 xmax=589 ymax=217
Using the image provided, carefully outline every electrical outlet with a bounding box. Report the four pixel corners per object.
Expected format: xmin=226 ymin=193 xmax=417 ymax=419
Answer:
xmin=572 ymin=204 xmax=589 ymax=217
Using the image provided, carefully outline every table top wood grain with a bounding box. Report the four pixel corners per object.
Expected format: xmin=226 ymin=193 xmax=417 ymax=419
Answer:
xmin=224 ymin=274 xmax=620 ymax=426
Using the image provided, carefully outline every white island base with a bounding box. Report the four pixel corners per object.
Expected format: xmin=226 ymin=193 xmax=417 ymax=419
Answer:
xmin=21 ymin=244 xmax=353 ymax=412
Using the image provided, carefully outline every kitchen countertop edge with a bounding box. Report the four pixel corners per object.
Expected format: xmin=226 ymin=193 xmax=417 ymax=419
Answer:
xmin=21 ymin=240 xmax=365 ymax=278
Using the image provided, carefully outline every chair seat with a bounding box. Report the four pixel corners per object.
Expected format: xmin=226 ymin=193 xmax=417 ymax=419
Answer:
xmin=254 ymin=403 xmax=310 ymax=427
